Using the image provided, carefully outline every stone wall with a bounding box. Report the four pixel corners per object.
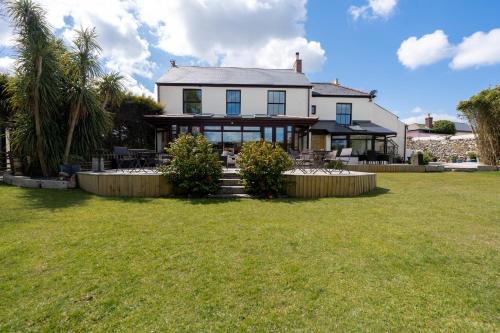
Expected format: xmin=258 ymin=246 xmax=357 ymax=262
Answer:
xmin=406 ymin=136 xmax=477 ymax=161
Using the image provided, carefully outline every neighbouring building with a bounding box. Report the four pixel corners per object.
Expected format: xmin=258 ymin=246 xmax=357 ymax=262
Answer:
xmin=145 ymin=53 xmax=407 ymax=162
xmin=407 ymin=114 xmax=473 ymax=138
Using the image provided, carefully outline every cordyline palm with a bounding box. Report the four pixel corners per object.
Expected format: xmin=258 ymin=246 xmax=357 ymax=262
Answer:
xmin=7 ymin=0 xmax=61 ymax=176
xmin=98 ymin=72 xmax=124 ymax=111
xmin=63 ymin=27 xmax=101 ymax=164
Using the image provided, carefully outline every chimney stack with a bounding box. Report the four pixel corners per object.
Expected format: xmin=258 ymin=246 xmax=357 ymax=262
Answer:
xmin=170 ymin=59 xmax=177 ymax=67
xmin=333 ymin=78 xmax=339 ymax=85
xmin=293 ymin=52 xmax=302 ymax=73
xmin=425 ymin=113 xmax=433 ymax=128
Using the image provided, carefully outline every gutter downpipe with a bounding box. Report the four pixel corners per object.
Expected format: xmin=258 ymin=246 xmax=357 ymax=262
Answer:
xmin=403 ymin=124 xmax=407 ymax=161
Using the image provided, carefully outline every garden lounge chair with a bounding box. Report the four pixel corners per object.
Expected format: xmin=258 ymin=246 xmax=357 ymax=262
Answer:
xmin=324 ymin=150 xmax=338 ymax=162
xmin=334 ymin=148 xmax=352 ymax=174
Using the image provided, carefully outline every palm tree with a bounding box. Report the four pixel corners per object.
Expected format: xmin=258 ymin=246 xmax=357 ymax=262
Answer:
xmin=98 ymin=72 xmax=124 ymax=111
xmin=63 ymin=27 xmax=101 ymax=164
xmin=7 ymin=0 xmax=61 ymax=176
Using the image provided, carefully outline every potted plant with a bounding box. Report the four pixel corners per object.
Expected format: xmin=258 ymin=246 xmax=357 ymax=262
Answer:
xmin=466 ymin=151 xmax=477 ymax=162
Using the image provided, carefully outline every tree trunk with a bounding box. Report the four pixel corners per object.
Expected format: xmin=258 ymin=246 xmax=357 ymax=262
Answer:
xmin=101 ymin=94 xmax=109 ymax=111
xmin=33 ymin=56 xmax=49 ymax=177
xmin=63 ymin=97 xmax=82 ymax=164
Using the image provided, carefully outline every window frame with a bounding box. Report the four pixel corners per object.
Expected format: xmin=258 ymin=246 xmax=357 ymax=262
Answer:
xmin=267 ymin=90 xmax=286 ymax=116
xmin=183 ymin=89 xmax=202 ymax=114
xmin=336 ymin=103 xmax=352 ymax=125
xmin=226 ymin=90 xmax=241 ymax=116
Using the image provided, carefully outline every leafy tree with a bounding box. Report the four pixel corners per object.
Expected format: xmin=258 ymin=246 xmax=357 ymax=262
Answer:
xmin=6 ymin=1 xmax=111 ymax=175
xmin=97 ymin=72 xmax=124 ymax=111
xmin=0 ymin=74 xmax=14 ymax=125
xmin=431 ymin=120 xmax=456 ymax=135
xmin=7 ymin=0 xmax=63 ymax=176
xmin=63 ymin=27 xmax=102 ymax=164
xmin=458 ymin=86 xmax=500 ymax=166
xmin=105 ymin=94 xmax=162 ymax=149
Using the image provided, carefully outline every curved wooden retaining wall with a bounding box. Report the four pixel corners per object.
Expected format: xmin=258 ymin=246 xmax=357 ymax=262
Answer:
xmin=78 ymin=172 xmax=172 ymax=197
xmin=284 ymin=172 xmax=376 ymax=198
xmin=78 ymin=171 xmax=376 ymax=198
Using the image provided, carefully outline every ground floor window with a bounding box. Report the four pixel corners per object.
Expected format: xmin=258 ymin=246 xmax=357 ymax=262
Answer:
xmin=350 ymin=135 xmax=373 ymax=156
xmin=159 ymin=124 xmax=304 ymax=153
xmin=330 ymin=134 xmax=389 ymax=156
xmin=331 ymin=135 xmax=348 ymax=151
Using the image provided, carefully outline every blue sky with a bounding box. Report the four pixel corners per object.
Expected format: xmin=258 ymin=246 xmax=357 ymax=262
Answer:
xmin=1 ymin=0 xmax=499 ymax=124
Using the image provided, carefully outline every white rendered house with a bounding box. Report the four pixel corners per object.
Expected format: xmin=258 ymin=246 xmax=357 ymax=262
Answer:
xmin=145 ymin=53 xmax=406 ymax=161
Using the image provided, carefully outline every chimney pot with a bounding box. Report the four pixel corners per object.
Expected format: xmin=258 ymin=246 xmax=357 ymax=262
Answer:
xmin=293 ymin=52 xmax=302 ymax=73
xmin=425 ymin=113 xmax=433 ymax=129
xmin=332 ymin=78 xmax=339 ymax=85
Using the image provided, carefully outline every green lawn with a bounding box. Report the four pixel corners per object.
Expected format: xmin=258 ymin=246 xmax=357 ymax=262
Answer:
xmin=0 ymin=173 xmax=499 ymax=332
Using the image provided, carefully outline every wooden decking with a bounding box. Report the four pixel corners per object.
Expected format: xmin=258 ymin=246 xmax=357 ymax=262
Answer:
xmin=78 ymin=171 xmax=172 ymax=197
xmin=284 ymin=171 xmax=376 ymax=198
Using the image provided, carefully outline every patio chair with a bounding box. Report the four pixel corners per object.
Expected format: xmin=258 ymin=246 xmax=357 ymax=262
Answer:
xmin=324 ymin=150 xmax=338 ymax=162
xmin=113 ymin=146 xmax=137 ymax=171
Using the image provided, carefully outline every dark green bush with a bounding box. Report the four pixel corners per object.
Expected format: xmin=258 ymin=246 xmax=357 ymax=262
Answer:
xmin=422 ymin=151 xmax=433 ymax=165
xmin=160 ymin=134 xmax=222 ymax=196
xmin=325 ymin=160 xmax=344 ymax=170
xmin=237 ymin=141 xmax=293 ymax=197
xmin=432 ymin=120 xmax=456 ymax=135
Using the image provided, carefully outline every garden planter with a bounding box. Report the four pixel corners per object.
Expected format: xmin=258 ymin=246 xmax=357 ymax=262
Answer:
xmin=13 ymin=158 xmax=23 ymax=176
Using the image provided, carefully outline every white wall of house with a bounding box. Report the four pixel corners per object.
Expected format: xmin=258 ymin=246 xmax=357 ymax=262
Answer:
xmin=158 ymin=85 xmax=310 ymax=117
xmin=311 ymin=96 xmax=406 ymax=151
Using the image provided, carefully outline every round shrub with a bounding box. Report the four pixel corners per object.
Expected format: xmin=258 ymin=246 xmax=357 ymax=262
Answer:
xmin=237 ymin=141 xmax=293 ymax=197
xmin=160 ymin=134 xmax=222 ymax=196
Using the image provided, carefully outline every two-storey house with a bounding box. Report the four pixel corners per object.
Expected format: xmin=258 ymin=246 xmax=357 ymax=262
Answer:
xmin=145 ymin=53 xmax=406 ymax=161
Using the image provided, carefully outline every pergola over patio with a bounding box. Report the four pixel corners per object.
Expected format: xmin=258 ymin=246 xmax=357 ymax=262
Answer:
xmin=144 ymin=114 xmax=318 ymax=153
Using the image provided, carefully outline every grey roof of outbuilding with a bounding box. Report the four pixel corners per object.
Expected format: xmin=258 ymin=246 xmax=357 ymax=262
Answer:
xmin=156 ymin=66 xmax=312 ymax=87
xmin=311 ymin=120 xmax=396 ymax=135
xmin=454 ymin=122 xmax=472 ymax=132
xmin=312 ymin=83 xmax=371 ymax=97
xmin=407 ymin=121 xmax=472 ymax=132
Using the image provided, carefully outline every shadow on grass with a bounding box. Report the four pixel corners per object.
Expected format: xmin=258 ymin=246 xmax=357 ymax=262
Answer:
xmin=16 ymin=187 xmax=93 ymax=210
xmin=179 ymin=186 xmax=391 ymax=205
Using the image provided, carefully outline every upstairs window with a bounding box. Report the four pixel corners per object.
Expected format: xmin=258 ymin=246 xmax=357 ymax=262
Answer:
xmin=226 ymin=90 xmax=241 ymax=115
xmin=336 ymin=103 xmax=352 ymax=125
xmin=311 ymin=105 xmax=316 ymax=115
xmin=183 ymin=89 xmax=202 ymax=114
xmin=267 ymin=90 xmax=286 ymax=116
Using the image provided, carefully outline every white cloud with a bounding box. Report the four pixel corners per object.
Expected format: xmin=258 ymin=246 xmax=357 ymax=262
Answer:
xmin=397 ymin=30 xmax=453 ymax=69
xmin=402 ymin=108 xmax=460 ymax=124
xmin=450 ymin=28 xmax=500 ymax=70
xmin=0 ymin=56 xmax=15 ymax=73
xmin=0 ymin=16 xmax=14 ymax=47
xmin=135 ymin=0 xmax=326 ymax=72
xmin=349 ymin=0 xmax=398 ymax=20
xmin=1 ymin=0 xmax=324 ymax=95
xmin=398 ymin=28 xmax=500 ymax=70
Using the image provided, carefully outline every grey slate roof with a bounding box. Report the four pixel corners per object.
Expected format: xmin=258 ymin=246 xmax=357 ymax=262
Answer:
xmin=157 ymin=66 xmax=312 ymax=87
xmin=454 ymin=122 xmax=472 ymax=132
xmin=311 ymin=120 xmax=396 ymax=135
xmin=407 ymin=122 xmax=472 ymax=132
xmin=312 ymin=83 xmax=371 ymax=97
